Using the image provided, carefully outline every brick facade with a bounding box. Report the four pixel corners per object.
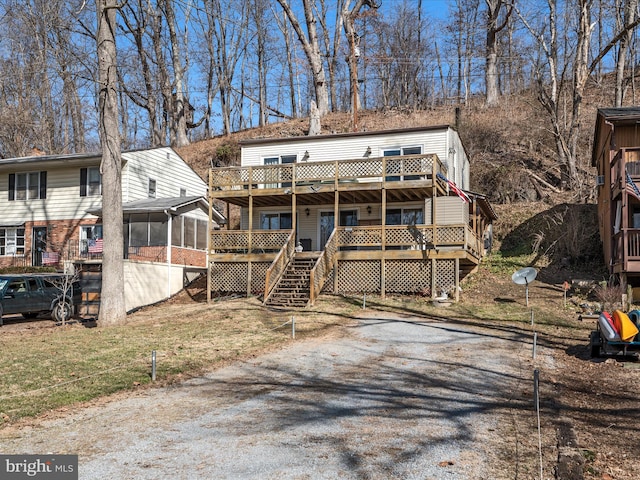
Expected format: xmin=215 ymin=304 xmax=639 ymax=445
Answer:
xmin=0 ymin=219 xmax=207 ymax=269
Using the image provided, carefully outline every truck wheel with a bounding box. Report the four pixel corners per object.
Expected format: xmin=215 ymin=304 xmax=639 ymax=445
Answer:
xmin=52 ymin=300 xmax=72 ymax=323
xmin=590 ymin=331 xmax=601 ymax=358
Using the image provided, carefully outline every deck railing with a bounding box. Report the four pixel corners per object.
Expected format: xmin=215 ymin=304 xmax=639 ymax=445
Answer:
xmin=210 ymin=153 xmax=445 ymax=192
xmin=309 ymin=229 xmax=338 ymax=305
xmin=210 ymin=229 xmax=292 ymax=253
xmin=333 ymin=224 xmax=480 ymax=252
xmin=612 ymin=229 xmax=640 ymax=267
xmin=263 ymin=231 xmax=296 ymax=302
xmin=210 ymin=224 xmax=481 ymax=257
xmin=612 ymin=147 xmax=640 ymax=188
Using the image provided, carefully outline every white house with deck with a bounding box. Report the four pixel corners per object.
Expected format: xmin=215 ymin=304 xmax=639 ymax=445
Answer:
xmin=208 ymin=126 xmax=495 ymax=307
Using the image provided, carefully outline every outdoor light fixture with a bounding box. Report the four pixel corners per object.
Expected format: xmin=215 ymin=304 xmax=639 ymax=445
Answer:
xmin=303 ymin=150 xmax=309 ymax=160
xmin=365 ymin=146 xmax=372 ymax=156
xmin=305 ymin=208 xmax=310 ymax=216
xmin=367 ymin=205 xmax=372 ymax=214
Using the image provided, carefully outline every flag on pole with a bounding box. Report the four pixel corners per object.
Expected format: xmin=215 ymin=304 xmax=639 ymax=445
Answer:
xmin=436 ymin=172 xmax=470 ymax=203
xmin=626 ymin=171 xmax=640 ymax=201
xmin=88 ymin=238 xmax=104 ymax=254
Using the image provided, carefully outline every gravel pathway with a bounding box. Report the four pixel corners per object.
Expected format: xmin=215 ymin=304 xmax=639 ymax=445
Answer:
xmin=0 ymin=311 xmax=530 ymax=479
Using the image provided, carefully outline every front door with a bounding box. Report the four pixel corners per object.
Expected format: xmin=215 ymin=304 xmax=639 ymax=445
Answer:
xmin=319 ymin=210 xmax=358 ymax=249
xmin=32 ymin=227 xmax=47 ymax=266
xmin=320 ymin=212 xmax=334 ymax=248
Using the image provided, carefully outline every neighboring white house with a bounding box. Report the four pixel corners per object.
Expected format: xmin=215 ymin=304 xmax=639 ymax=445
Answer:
xmin=0 ymin=146 xmax=225 ymax=311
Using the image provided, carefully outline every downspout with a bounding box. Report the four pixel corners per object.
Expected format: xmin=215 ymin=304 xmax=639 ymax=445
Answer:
xmin=165 ymin=209 xmax=172 ymax=300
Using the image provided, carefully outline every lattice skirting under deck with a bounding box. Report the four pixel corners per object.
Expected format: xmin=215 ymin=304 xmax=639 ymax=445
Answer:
xmin=210 ymin=259 xmax=458 ymax=297
xmin=210 ymin=262 xmax=271 ymax=294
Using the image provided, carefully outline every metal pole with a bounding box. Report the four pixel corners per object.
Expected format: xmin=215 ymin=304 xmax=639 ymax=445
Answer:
xmin=291 ymin=316 xmax=295 ymax=339
xmin=533 ymin=332 xmax=537 ymax=359
xmin=151 ymin=350 xmax=156 ymax=382
xmin=363 ymin=293 xmax=366 ymax=309
xmin=530 ymin=309 xmax=534 ymax=326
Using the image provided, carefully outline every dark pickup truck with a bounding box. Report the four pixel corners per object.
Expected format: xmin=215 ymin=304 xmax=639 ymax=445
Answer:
xmin=0 ymin=274 xmax=81 ymax=325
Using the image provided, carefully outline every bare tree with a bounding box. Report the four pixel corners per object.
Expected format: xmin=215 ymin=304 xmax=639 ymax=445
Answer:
xmin=316 ymin=0 xmax=345 ymax=113
xmin=484 ymin=0 xmax=512 ymax=106
xmin=96 ymin=0 xmax=126 ymax=326
xmin=0 ymin=0 xmax=89 ymax=156
xmin=161 ymin=0 xmax=190 ymax=147
xmin=614 ymin=0 xmax=639 ymax=106
xmin=272 ymin=7 xmax=299 ymax=118
xmin=342 ymin=0 xmax=379 ymax=126
xmin=119 ymin=0 xmax=165 ymax=146
xmin=517 ymin=0 xmax=640 ymax=189
xmin=447 ymin=0 xmax=481 ymax=104
xmin=276 ymin=0 xmax=330 ymax=117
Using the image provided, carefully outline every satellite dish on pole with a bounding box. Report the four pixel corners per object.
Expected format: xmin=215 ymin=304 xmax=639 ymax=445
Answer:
xmin=511 ymin=267 xmax=538 ymax=306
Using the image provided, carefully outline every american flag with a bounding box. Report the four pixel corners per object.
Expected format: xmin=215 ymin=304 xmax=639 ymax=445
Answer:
xmin=626 ymin=171 xmax=640 ymax=201
xmin=436 ymin=173 xmax=470 ymax=203
xmin=88 ymin=238 xmax=104 ymax=254
xmin=42 ymin=252 xmax=59 ymax=265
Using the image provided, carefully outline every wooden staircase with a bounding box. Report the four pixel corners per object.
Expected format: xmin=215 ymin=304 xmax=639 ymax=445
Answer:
xmin=265 ymin=253 xmax=319 ymax=308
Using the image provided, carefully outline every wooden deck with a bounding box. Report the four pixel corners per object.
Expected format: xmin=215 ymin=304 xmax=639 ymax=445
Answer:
xmin=209 ymin=154 xmax=447 ymax=207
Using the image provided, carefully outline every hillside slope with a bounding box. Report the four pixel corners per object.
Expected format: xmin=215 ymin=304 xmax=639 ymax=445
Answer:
xmin=177 ymin=92 xmax=604 ymax=272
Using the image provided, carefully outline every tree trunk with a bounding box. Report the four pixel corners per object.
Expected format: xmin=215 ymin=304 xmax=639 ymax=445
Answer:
xmin=485 ymin=0 xmax=511 ymax=107
xmin=163 ymin=0 xmax=190 ymax=147
xmin=615 ymin=0 xmax=638 ymax=106
xmin=96 ymin=0 xmax=126 ymax=326
xmin=276 ymin=0 xmax=329 ymax=117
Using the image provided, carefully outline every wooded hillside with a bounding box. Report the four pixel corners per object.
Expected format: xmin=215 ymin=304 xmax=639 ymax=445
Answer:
xmin=177 ymin=86 xmax=607 ymax=272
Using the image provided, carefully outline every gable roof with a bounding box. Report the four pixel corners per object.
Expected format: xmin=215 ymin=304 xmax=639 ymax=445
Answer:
xmin=0 ymin=152 xmax=100 ymax=172
xmin=88 ymin=196 xmax=225 ymax=225
xmin=597 ymin=107 xmax=640 ymax=122
xmin=592 ymin=107 xmax=640 ymax=166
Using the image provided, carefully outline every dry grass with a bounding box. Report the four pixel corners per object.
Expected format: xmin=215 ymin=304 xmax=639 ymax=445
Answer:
xmin=0 ymin=296 xmax=361 ymax=425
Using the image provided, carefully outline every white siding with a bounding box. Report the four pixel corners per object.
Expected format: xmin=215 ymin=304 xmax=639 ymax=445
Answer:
xmin=122 ymin=147 xmax=207 ymax=202
xmin=240 ymin=128 xmax=470 ymax=190
xmin=425 ymin=197 xmax=468 ymax=225
xmin=0 ymin=147 xmax=208 ymax=225
xmin=0 ymin=166 xmax=102 ymax=223
xmin=124 ymin=261 xmax=204 ymax=311
xmin=241 ymin=129 xmax=451 ymax=167
xmin=446 ymin=129 xmax=470 ymax=188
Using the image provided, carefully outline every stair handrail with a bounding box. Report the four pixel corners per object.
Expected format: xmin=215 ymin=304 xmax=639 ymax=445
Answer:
xmin=309 ymin=229 xmax=338 ymax=305
xmin=263 ymin=230 xmax=296 ymax=304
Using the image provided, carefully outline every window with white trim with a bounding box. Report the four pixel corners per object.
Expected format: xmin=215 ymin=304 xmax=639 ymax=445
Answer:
xmin=263 ymin=154 xmax=297 ymax=188
xmin=80 ymin=167 xmax=102 ymax=196
xmin=80 ymin=225 xmax=103 ymax=255
xmin=170 ymin=215 xmax=207 ymax=250
xmin=386 ymin=207 xmax=424 ymax=226
xmin=8 ymin=172 xmax=47 ymax=200
xmin=260 ymin=212 xmax=292 ymax=230
xmin=0 ymin=227 xmax=26 ymax=256
xmin=383 ymin=146 xmax=423 ymax=181
xmin=148 ymin=178 xmax=157 ymax=198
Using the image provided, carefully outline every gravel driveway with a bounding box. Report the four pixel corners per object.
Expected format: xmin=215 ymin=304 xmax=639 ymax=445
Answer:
xmin=0 ymin=311 xmax=531 ymax=479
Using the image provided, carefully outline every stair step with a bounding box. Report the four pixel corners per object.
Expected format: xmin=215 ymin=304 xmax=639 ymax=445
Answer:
xmin=265 ymin=253 xmax=316 ymax=308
